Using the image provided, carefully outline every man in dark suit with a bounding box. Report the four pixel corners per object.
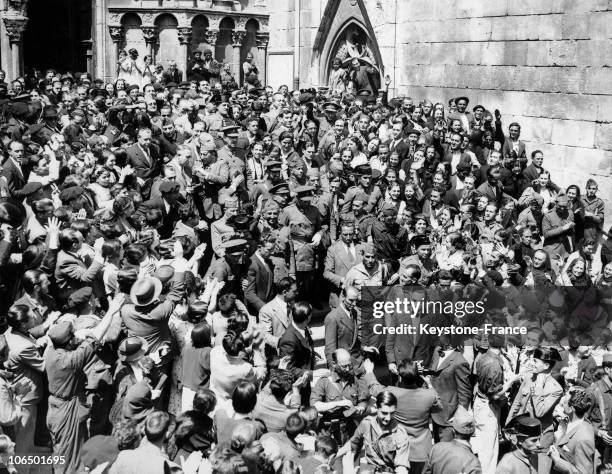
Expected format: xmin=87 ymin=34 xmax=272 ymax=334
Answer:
xmin=429 ymin=335 xmax=472 ymax=442
xmin=501 ymin=119 xmax=528 ymax=167
xmin=135 ymin=181 xmax=183 ymax=239
xmin=387 ymin=121 xmax=410 ymax=162
xmin=278 ymin=301 xmax=316 ymax=404
xmin=126 ymin=127 xmax=162 ymax=199
xmin=245 ymin=235 xmax=277 ymax=315
xmin=2 ymin=140 xmax=27 ymax=198
xmin=433 ymin=130 xmax=472 ymax=173
xmin=324 ymin=286 xmax=363 ymax=366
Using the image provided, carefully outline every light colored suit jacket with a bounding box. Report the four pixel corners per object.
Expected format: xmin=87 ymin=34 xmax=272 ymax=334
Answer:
xmin=323 ymin=241 xmax=363 ymax=289
xmin=4 ymin=330 xmax=45 ymax=405
xmin=210 ymin=216 xmax=234 ymax=258
xmin=259 ymin=296 xmax=290 ymax=348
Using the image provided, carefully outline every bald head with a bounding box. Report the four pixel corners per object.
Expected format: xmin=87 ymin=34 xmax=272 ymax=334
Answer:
xmin=334 ymin=348 xmax=351 ymax=366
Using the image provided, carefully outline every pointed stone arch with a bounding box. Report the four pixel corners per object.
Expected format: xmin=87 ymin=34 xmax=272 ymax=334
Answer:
xmin=312 ymin=0 xmax=384 ymax=87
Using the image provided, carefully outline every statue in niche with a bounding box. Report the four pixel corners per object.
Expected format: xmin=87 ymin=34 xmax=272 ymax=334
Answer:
xmin=331 ymin=26 xmax=380 ymax=94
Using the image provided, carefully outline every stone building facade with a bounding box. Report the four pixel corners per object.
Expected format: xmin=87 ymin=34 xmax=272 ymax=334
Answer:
xmin=0 ymin=0 xmax=610 ymax=216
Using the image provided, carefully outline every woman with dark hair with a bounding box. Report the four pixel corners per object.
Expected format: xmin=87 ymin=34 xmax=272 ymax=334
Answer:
xmin=213 ymin=380 xmax=259 ymax=445
xmin=179 ymin=323 xmax=213 ymax=412
xmin=556 ymin=257 xmax=591 ymax=288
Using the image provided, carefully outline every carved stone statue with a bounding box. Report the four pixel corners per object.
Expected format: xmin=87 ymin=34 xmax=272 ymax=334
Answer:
xmin=335 ymin=27 xmax=378 ymax=69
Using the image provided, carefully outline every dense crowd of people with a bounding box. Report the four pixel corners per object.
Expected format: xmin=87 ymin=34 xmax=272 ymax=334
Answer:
xmin=0 ymin=49 xmax=608 ymax=474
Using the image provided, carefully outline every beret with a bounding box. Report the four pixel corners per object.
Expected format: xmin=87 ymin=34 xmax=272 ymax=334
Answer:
xmin=159 ymin=181 xmax=180 ymax=194
xmin=59 ymin=186 xmax=85 ymax=203
xmin=48 ymin=320 xmax=74 ymax=346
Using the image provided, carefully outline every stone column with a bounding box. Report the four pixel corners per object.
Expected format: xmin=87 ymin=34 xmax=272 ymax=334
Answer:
xmin=256 ymin=32 xmax=269 ymax=87
xmin=3 ymin=16 xmax=27 ymax=81
xmin=108 ymin=24 xmax=125 ymax=75
xmin=178 ymin=26 xmax=192 ymax=78
xmin=141 ymin=26 xmax=158 ymax=63
xmin=231 ymin=30 xmax=246 ymax=86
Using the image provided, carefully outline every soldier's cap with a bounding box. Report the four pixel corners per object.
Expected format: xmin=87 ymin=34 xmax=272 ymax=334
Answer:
xmin=353 ymin=192 xmax=369 ymax=203
xmin=294 ymin=185 xmax=315 ymax=201
xmin=60 ymin=74 xmax=74 ymax=83
xmin=222 ymin=124 xmax=241 ymax=136
xmin=59 ymin=185 xmax=84 ymax=203
xmin=269 ymin=183 xmax=290 ymax=196
xmin=533 ymin=346 xmax=562 ymax=363
xmin=510 ymin=416 xmax=541 ymax=438
xmin=265 ymin=160 xmax=282 ymax=171
xmin=323 ymin=101 xmax=341 ymax=113
xmin=89 ymin=88 xmax=108 ymax=99
xmin=450 ymin=409 xmax=475 ymax=435
xmin=353 ymin=164 xmax=372 ymax=177
xmin=410 ymin=235 xmax=430 ymax=249
xmin=455 ymin=96 xmax=470 ymax=104
xmin=229 ymin=213 xmax=252 ymax=231
xmin=405 ymin=128 xmax=421 ymax=137
xmin=263 ymin=199 xmax=280 ymax=212
xmin=20 ymin=182 xmax=43 ymax=197
xmin=179 ymin=81 xmax=191 ymax=89
xmin=371 ymin=169 xmax=382 ymax=180
xmin=48 ymin=320 xmax=74 ymax=346
xmin=166 ymin=82 xmax=178 ymax=89
xmin=472 ymin=104 xmax=485 ymax=112
xmin=159 ymin=181 xmax=180 ymax=194
xmin=222 ymin=238 xmax=247 ymax=254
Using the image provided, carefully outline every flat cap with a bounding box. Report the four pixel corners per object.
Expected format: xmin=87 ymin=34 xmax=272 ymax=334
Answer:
xmin=265 ymin=160 xmax=282 ymax=171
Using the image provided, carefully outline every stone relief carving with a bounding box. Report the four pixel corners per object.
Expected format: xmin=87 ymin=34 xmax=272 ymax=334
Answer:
xmin=3 ymin=17 xmax=27 ymax=43
xmin=108 ymin=25 xmax=125 ymax=43
xmin=204 ymin=29 xmax=219 ymax=45
xmin=141 ymin=26 xmax=158 ymax=43
xmin=231 ymin=30 xmax=246 ymax=46
xmin=178 ymin=26 xmax=193 ymax=45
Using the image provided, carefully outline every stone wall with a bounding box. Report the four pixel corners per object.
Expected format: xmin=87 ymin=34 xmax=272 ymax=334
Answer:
xmin=389 ymin=0 xmax=612 ymax=222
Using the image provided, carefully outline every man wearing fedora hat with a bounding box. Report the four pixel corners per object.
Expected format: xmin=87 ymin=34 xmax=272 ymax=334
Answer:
xmin=120 ymin=252 xmax=188 ymax=375
xmin=506 ymin=347 xmax=563 ymax=450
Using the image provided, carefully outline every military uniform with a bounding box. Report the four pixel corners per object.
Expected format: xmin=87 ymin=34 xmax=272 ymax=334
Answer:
xmin=193 ymin=158 xmax=230 ymax=221
xmin=341 ymin=184 xmax=375 ymax=214
xmin=496 ymin=449 xmax=540 ymax=474
xmin=349 ymin=416 xmax=411 ymax=473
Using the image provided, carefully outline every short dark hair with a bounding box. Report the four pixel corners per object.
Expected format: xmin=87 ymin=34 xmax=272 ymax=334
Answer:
xmin=232 ymin=381 xmax=258 ymax=414
xmin=291 ymin=301 xmax=312 ymax=324
xmin=285 ymin=413 xmax=305 ymax=439
xmin=222 ymin=331 xmax=244 ymax=357
xmin=193 ymin=388 xmax=217 ymax=414
xmin=397 ymin=359 xmax=421 ymax=386
xmin=569 ymin=389 xmax=593 ymax=417
xmin=191 ymin=322 xmax=212 ymax=348
xmin=376 ymin=390 xmax=397 ymax=408
xmin=6 ymin=305 xmax=30 ymax=330
xmin=315 ymin=435 xmax=338 ymax=458
xmin=277 ymin=277 xmax=295 ymax=294
xmin=144 ymin=411 xmax=171 ymax=442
